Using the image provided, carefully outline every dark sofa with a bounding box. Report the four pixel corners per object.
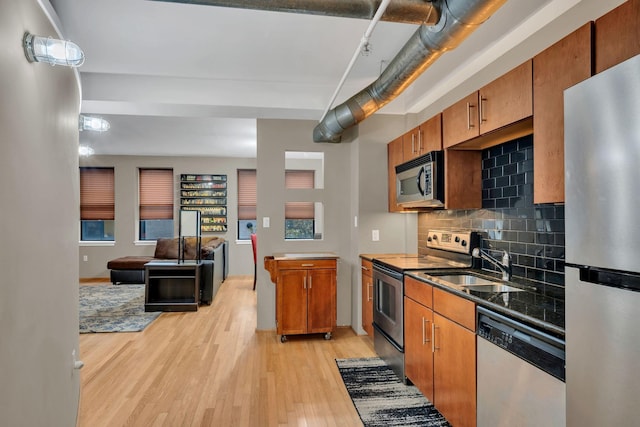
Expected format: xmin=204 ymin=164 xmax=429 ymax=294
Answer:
xmin=106 ymin=237 xmax=227 ymax=304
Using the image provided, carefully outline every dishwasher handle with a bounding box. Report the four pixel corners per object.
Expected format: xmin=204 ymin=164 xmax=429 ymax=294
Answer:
xmin=477 ymin=306 xmax=566 ymax=381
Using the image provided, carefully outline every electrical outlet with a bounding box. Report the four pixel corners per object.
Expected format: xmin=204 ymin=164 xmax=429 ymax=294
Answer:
xmin=263 ymin=217 xmax=270 ymax=228
xmin=372 ymin=230 xmax=380 ymax=241
xmin=83 ymin=255 xmax=88 ymax=262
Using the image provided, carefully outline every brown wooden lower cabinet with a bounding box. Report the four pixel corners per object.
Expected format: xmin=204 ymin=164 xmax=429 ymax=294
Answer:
xmin=433 ymin=312 xmax=477 ymax=427
xmin=361 ymin=258 xmax=373 ymax=337
xmin=404 ymin=276 xmax=477 ymax=427
xmin=404 ymin=297 xmax=435 ymax=401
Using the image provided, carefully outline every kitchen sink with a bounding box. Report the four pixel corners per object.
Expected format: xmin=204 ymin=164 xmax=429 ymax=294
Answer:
xmin=462 ymin=284 xmax=524 ymax=293
xmin=435 ymin=274 xmax=524 ymax=293
xmin=436 ymin=274 xmax=501 ymax=286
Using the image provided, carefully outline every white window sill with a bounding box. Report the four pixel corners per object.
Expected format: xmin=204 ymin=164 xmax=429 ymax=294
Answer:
xmin=236 ymin=239 xmax=251 ymax=245
xmin=134 ymin=240 xmax=158 ymax=246
xmin=79 ymin=240 xmax=115 ymax=247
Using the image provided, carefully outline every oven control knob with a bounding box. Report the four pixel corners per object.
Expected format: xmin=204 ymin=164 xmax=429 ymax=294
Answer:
xmin=461 ymin=240 xmax=467 ymax=247
xmin=432 ymin=234 xmax=438 ymax=240
xmin=427 ymin=236 xmax=432 ymax=242
xmin=455 ymin=236 xmax=460 ymax=243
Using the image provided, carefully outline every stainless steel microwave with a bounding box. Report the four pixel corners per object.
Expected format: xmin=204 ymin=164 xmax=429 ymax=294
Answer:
xmin=395 ymin=151 xmax=444 ymax=208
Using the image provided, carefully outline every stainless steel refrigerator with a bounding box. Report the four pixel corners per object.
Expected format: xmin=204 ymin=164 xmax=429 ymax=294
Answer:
xmin=564 ymin=53 xmax=640 ymax=426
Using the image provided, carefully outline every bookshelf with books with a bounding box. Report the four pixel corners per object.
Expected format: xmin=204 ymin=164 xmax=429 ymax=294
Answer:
xmin=180 ymin=174 xmax=227 ymax=232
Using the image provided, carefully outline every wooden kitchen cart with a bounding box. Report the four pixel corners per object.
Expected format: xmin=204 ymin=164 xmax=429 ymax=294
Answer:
xmin=265 ymin=253 xmax=338 ymax=342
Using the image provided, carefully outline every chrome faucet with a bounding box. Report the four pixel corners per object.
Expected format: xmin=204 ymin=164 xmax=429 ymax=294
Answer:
xmin=472 ymin=248 xmax=512 ymax=281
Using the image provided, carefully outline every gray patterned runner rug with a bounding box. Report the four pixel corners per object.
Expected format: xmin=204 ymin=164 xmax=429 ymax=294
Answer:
xmin=336 ymin=357 xmax=450 ymax=427
xmin=79 ymin=284 xmax=161 ymax=333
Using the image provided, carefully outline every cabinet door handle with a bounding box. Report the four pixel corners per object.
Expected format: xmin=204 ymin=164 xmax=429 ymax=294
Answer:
xmin=303 ymin=276 xmax=306 ymax=289
xmin=367 ymin=283 xmax=373 ymax=301
xmin=466 ymin=102 xmax=475 ymax=130
xmin=432 ymin=323 xmax=439 ymax=352
xmin=418 ymin=129 xmax=423 ymax=153
xmin=480 ymin=96 xmax=487 ymax=123
xmin=422 ymin=317 xmax=431 ymax=345
xmin=309 ymin=276 xmax=312 ymax=289
xmin=361 ymin=266 xmax=369 ymax=271
xmin=411 ymin=133 xmax=416 ymax=153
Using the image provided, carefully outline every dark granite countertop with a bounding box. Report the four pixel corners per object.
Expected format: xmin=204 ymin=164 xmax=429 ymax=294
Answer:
xmin=406 ymin=269 xmax=565 ymax=339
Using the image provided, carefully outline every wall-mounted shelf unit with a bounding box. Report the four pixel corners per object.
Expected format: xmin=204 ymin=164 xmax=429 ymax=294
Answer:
xmin=180 ymin=174 xmax=227 ymax=233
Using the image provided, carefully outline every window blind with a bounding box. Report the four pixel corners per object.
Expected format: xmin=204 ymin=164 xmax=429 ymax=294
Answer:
xmin=80 ymin=167 xmax=115 ymax=220
xmin=285 ymin=170 xmax=315 ymax=189
xmin=285 ymin=170 xmax=314 ymax=219
xmin=238 ymin=169 xmax=257 ymax=220
xmin=139 ymin=169 xmax=174 ymax=220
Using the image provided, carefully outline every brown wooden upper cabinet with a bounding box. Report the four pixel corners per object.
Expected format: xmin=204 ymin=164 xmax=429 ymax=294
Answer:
xmin=402 ymin=113 xmax=443 ymax=161
xmin=533 ymin=23 xmax=593 ymax=204
xmin=443 ymin=60 xmax=533 ymax=149
xmin=595 ymin=0 xmax=640 ymax=74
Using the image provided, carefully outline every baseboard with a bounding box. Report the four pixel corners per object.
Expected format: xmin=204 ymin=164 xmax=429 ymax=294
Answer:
xmin=79 ymin=277 xmax=111 ymax=283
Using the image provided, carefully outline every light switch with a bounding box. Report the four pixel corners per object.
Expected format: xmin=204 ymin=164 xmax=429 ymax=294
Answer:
xmin=263 ymin=217 xmax=270 ymax=228
xmin=372 ymin=230 xmax=380 ymax=241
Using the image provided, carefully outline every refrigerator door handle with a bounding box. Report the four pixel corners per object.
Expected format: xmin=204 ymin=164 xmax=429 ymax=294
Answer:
xmin=572 ymin=265 xmax=640 ymax=292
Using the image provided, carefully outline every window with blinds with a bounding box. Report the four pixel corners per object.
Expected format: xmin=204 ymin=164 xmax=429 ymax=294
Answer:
xmin=285 ymin=170 xmax=315 ymax=239
xmin=80 ymin=167 xmax=115 ymax=241
xmin=139 ymin=168 xmax=174 ymax=240
xmin=237 ymin=169 xmax=257 ymax=240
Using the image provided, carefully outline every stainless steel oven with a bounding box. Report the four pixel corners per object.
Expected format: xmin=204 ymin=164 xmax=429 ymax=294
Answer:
xmin=372 ymin=230 xmax=479 ymax=382
xmin=372 ymin=262 xmax=405 ymax=381
xmin=373 ymin=263 xmax=404 ymax=346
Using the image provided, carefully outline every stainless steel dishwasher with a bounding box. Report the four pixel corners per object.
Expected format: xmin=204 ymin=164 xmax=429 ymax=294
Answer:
xmin=476 ymin=306 xmax=566 ymax=427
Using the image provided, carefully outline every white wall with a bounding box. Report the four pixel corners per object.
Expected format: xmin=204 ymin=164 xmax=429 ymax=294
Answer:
xmin=0 ymin=0 xmax=82 ymax=425
xmin=256 ymin=119 xmax=357 ymax=329
xmin=78 ymin=155 xmax=257 ymax=279
xmin=254 ymin=117 xmax=417 ymax=332
xmin=351 ymin=114 xmax=418 ymax=333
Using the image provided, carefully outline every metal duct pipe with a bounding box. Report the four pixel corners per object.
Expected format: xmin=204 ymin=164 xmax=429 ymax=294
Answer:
xmin=313 ymin=0 xmax=508 ymax=143
xmin=152 ymin=0 xmax=441 ymax=25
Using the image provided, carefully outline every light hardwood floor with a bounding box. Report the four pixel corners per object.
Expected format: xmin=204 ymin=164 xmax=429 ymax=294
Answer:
xmin=78 ymin=276 xmax=376 ymax=426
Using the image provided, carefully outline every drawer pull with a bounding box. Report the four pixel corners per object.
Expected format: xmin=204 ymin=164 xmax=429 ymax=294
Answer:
xmin=432 ymin=323 xmax=439 ymax=352
xmin=422 ymin=317 xmax=431 ymax=345
xmin=301 ymin=263 xmax=314 ymax=267
xmin=466 ymin=102 xmax=475 ymax=129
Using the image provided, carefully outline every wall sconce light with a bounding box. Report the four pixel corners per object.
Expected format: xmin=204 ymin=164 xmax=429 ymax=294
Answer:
xmin=78 ymin=145 xmax=94 ymax=157
xmin=79 ymin=115 xmax=110 ymax=132
xmin=23 ymin=32 xmax=85 ymax=67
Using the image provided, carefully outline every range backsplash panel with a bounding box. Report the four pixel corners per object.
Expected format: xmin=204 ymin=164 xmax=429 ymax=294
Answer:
xmin=418 ymin=135 xmax=565 ymax=291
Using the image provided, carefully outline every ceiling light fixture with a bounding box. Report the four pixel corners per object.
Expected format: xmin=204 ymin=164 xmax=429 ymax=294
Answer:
xmin=78 ymin=145 xmax=94 ymax=157
xmin=79 ymin=115 xmax=110 ymax=132
xmin=23 ymin=33 xmax=85 ymax=67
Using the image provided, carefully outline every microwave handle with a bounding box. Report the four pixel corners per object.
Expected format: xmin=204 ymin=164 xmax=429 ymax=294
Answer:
xmin=416 ymin=166 xmax=425 ymax=196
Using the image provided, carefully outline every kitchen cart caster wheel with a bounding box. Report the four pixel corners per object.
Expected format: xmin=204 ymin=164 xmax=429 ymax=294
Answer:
xmin=324 ymin=332 xmax=332 ymax=340
xmin=280 ymin=335 xmax=287 ymax=343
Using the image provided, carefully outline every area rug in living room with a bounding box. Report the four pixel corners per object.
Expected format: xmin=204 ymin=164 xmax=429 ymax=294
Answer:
xmin=336 ymin=357 xmax=450 ymax=427
xmin=79 ymin=284 xmax=161 ymax=333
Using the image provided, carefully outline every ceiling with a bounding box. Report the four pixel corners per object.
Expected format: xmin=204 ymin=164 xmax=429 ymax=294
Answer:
xmin=49 ymin=0 xmax=624 ymax=157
